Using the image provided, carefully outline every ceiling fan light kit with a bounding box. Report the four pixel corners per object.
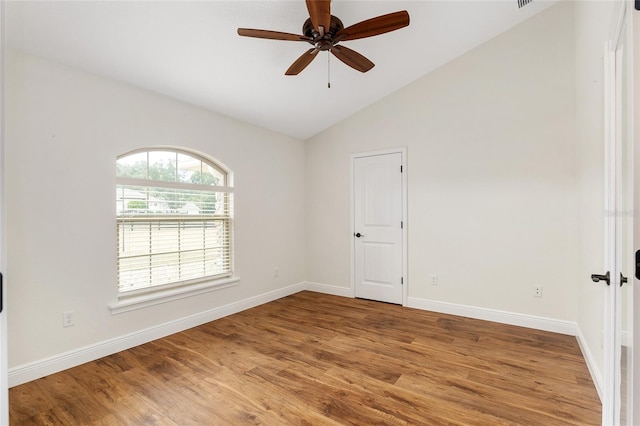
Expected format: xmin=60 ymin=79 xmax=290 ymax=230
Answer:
xmin=237 ymin=0 xmax=410 ymax=77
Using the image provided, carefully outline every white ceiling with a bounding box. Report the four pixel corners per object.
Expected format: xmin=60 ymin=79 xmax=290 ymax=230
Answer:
xmin=6 ymin=0 xmax=557 ymax=140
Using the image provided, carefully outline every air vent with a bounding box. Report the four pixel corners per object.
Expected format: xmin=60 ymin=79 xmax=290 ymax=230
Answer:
xmin=518 ymin=0 xmax=533 ymax=8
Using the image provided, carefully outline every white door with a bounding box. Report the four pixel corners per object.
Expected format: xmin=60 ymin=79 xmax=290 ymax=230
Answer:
xmin=613 ymin=7 xmax=633 ymax=423
xmin=353 ymin=151 xmax=404 ymax=305
xmin=0 ymin=0 xmax=8 ymax=422
xmin=599 ymin=3 xmax=634 ymax=423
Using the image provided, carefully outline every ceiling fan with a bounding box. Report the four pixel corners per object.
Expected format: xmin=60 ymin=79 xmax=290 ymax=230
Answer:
xmin=237 ymin=0 xmax=410 ymax=76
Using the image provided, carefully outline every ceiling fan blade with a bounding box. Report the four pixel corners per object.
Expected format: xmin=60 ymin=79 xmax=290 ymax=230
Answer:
xmin=285 ymin=48 xmax=320 ymax=75
xmin=237 ymin=28 xmax=312 ymax=42
xmin=335 ymin=11 xmax=410 ymax=41
xmin=331 ymin=45 xmax=374 ymax=73
xmin=306 ymin=0 xmax=331 ymax=34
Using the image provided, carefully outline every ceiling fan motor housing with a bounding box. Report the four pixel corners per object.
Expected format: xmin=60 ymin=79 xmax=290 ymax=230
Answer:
xmin=303 ymin=15 xmax=344 ymax=50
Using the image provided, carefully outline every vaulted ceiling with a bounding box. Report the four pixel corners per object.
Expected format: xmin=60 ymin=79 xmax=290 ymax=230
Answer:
xmin=6 ymin=1 xmax=557 ymax=140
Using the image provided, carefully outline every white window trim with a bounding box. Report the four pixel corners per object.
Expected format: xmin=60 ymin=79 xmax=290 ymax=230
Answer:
xmin=109 ymin=275 xmax=240 ymax=315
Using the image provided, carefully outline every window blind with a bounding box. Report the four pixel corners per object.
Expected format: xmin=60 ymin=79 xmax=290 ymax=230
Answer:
xmin=115 ymin=149 xmax=233 ymax=295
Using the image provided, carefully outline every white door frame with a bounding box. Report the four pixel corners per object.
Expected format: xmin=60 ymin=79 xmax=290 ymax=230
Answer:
xmin=350 ymin=147 xmax=408 ymax=306
xmin=602 ymin=27 xmax=617 ymax=426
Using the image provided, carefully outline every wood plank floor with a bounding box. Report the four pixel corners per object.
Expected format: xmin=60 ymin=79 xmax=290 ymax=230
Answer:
xmin=10 ymin=291 xmax=601 ymax=425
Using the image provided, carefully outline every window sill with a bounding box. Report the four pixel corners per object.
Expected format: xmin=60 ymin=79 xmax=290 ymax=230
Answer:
xmin=108 ymin=276 xmax=240 ymax=315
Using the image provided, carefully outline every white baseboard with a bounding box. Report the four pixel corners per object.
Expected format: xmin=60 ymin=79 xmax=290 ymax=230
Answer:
xmin=8 ymin=281 xmax=306 ymax=387
xmin=406 ymin=297 xmax=576 ymax=336
xmin=575 ymin=325 xmax=603 ymax=402
xmin=304 ymin=281 xmax=353 ymax=298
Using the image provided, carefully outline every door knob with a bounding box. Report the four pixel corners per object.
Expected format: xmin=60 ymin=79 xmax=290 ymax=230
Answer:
xmin=354 ymin=232 xmax=364 ymax=238
xmin=620 ymin=273 xmax=628 ymax=287
xmin=591 ymin=271 xmax=610 ymax=285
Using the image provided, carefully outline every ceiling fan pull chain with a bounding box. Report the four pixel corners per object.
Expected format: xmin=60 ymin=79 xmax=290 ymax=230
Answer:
xmin=327 ymin=52 xmax=331 ymax=89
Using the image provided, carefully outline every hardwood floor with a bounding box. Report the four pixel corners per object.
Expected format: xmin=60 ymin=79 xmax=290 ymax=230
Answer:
xmin=10 ymin=291 xmax=601 ymax=425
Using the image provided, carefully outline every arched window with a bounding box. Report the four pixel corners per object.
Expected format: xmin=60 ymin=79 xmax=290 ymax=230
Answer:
xmin=116 ymin=149 xmax=233 ymax=295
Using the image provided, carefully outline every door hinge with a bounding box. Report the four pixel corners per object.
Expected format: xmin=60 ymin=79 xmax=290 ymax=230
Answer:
xmin=400 ymin=165 xmax=403 ymax=173
xmin=401 ymin=221 xmax=403 ymax=229
xmin=401 ymin=277 xmax=404 ymax=285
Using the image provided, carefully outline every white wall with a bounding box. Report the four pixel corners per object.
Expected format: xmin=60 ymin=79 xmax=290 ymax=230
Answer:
xmin=5 ymin=50 xmax=306 ymax=371
xmin=306 ymin=3 xmax=578 ymax=321
xmin=573 ymin=0 xmax=619 ymax=394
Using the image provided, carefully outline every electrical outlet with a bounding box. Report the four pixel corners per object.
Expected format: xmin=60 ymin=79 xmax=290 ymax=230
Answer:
xmin=274 ymin=268 xmax=279 ymax=278
xmin=431 ymin=275 xmax=438 ymax=286
xmin=534 ymin=286 xmax=542 ymax=297
xmin=63 ymin=310 xmax=75 ymax=328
